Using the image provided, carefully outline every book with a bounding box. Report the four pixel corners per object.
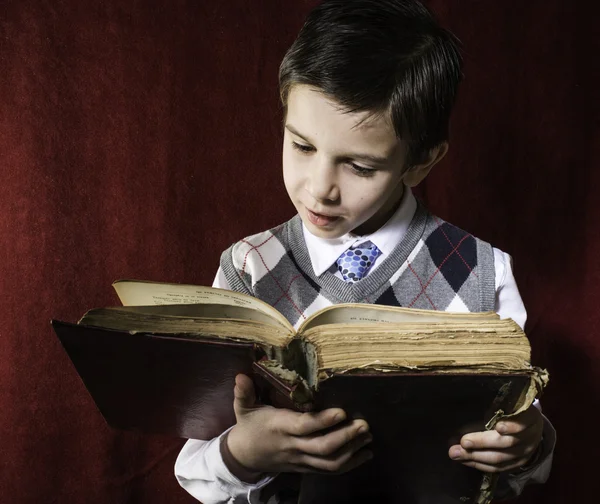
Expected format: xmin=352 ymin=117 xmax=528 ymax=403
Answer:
xmin=51 ymin=279 xmax=548 ymax=504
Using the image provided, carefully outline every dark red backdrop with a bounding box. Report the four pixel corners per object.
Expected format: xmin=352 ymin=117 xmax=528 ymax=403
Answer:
xmin=1 ymin=1 xmax=597 ymax=502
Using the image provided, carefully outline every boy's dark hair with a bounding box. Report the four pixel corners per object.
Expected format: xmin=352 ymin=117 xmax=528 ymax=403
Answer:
xmin=279 ymin=0 xmax=462 ymax=167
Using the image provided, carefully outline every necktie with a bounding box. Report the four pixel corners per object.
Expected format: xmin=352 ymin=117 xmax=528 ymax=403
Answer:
xmin=336 ymin=241 xmax=381 ymax=283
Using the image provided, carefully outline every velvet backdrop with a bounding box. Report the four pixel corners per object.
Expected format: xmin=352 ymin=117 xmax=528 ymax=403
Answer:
xmin=1 ymin=0 xmax=597 ymax=502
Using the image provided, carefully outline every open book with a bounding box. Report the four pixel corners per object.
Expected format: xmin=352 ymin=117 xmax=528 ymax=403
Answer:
xmin=51 ymin=279 xmax=548 ymax=504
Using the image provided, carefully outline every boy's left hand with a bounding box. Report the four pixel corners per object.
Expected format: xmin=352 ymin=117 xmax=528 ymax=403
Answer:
xmin=448 ymin=404 xmax=544 ymax=473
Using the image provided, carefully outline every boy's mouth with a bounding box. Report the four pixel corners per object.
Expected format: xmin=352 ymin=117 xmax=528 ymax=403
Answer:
xmin=306 ymin=209 xmax=340 ymax=227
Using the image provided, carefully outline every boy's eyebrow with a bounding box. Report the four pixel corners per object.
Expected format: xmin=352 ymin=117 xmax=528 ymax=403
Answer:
xmin=285 ymin=124 xmax=390 ymax=165
xmin=285 ymin=124 xmax=315 ymax=144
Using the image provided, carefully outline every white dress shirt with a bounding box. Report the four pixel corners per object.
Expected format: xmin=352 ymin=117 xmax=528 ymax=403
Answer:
xmin=175 ymin=189 xmax=552 ymax=504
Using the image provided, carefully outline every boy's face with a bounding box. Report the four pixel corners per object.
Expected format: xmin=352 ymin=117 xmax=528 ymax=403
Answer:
xmin=282 ymin=85 xmax=411 ymax=239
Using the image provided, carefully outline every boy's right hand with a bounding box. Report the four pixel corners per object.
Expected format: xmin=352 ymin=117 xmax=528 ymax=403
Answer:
xmin=225 ymin=374 xmax=373 ymax=481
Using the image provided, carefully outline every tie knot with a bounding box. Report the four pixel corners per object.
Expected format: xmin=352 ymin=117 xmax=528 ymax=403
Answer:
xmin=336 ymin=242 xmax=381 ymax=283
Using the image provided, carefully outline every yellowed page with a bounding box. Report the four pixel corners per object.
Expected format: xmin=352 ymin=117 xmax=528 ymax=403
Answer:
xmin=303 ymin=319 xmax=530 ymax=372
xmin=112 ymin=279 xmax=293 ymax=332
xmin=90 ymin=303 xmax=288 ymax=329
xmin=80 ymin=307 xmax=291 ymax=347
xmin=298 ymin=303 xmax=500 ymax=333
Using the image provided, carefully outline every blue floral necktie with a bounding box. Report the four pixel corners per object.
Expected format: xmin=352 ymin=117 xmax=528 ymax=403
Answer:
xmin=336 ymin=241 xmax=381 ymax=283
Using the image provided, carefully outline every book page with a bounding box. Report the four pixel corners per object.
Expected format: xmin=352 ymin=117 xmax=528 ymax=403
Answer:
xmin=298 ymin=304 xmax=500 ymax=333
xmin=302 ymin=319 xmax=529 ymax=373
xmin=79 ymin=306 xmax=291 ymax=347
xmin=95 ymin=304 xmax=286 ymax=328
xmin=112 ymin=280 xmax=293 ymax=332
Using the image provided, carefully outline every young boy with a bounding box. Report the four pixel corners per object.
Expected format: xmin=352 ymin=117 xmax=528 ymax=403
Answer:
xmin=175 ymin=1 xmax=555 ymax=502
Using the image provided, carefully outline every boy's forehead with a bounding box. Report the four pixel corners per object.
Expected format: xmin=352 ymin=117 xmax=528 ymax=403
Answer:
xmin=286 ymin=85 xmax=403 ymax=158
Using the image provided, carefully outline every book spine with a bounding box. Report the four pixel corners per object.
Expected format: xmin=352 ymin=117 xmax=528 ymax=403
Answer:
xmin=251 ymin=361 xmax=314 ymax=412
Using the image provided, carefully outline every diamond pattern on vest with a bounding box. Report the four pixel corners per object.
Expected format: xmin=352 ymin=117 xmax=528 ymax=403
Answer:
xmin=221 ymin=208 xmax=493 ymax=328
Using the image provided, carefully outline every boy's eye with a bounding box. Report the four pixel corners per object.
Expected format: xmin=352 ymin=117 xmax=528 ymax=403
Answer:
xmin=291 ymin=141 xmax=375 ymax=176
xmin=291 ymin=141 xmax=314 ymax=154
xmin=349 ymin=163 xmax=376 ymax=177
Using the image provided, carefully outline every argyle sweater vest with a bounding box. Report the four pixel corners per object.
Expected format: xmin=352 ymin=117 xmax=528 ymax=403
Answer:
xmin=220 ymin=204 xmax=496 ymax=329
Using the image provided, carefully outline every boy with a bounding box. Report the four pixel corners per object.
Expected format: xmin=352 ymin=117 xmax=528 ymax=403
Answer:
xmin=175 ymin=1 xmax=555 ymax=502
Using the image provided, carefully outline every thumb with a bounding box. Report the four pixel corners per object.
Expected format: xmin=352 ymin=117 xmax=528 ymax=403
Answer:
xmin=233 ymin=374 xmax=257 ymax=416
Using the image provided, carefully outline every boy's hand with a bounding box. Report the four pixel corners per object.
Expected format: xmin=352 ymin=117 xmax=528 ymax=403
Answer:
xmin=448 ymin=405 xmax=544 ymax=473
xmin=225 ymin=374 xmax=373 ymax=481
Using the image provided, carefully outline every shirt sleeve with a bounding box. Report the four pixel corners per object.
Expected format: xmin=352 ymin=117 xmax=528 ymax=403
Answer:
xmin=175 ymin=431 xmax=275 ymax=504
xmin=492 ymin=248 xmax=555 ymax=497
xmin=493 ymin=248 xmax=527 ymax=330
xmin=173 ymin=268 xmax=275 ymax=504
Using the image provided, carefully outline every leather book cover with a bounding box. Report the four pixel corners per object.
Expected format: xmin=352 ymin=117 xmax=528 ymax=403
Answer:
xmin=298 ymin=373 xmax=530 ymax=504
xmin=51 ymin=320 xmax=258 ymax=440
xmin=252 ymin=363 xmax=531 ymax=503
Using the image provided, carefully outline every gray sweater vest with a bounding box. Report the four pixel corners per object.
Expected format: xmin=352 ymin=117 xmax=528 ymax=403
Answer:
xmin=220 ymin=204 xmax=496 ymax=328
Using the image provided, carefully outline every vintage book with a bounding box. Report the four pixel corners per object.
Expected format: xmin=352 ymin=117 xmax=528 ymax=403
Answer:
xmin=52 ymin=279 xmax=548 ymax=504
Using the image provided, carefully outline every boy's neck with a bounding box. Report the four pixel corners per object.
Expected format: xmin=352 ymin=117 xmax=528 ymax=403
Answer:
xmin=351 ymin=184 xmax=406 ymax=236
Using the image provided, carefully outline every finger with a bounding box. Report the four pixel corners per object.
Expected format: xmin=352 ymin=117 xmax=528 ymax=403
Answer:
xmin=278 ymin=408 xmax=349 ymax=437
xmin=495 ymin=407 xmax=543 ymax=436
xmin=460 ymin=456 xmax=531 ymax=474
xmin=294 ymin=420 xmax=370 ymax=457
xmin=460 ymin=427 xmax=542 ymax=450
xmin=293 ymin=439 xmax=374 ymax=474
xmin=460 ymin=430 xmax=523 ymax=451
xmin=233 ymin=374 xmax=257 ymax=415
xmin=280 ymin=448 xmax=373 ymax=474
xmin=461 ymin=419 xmax=543 ymax=452
xmin=334 ymin=446 xmax=374 ymax=474
xmin=449 ymin=445 xmax=533 ymax=468
xmin=496 ymin=422 xmax=543 ymax=455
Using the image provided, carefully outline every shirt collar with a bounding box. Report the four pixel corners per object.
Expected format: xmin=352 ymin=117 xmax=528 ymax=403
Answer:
xmin=302 ymin=187 xmax=418 ymax=277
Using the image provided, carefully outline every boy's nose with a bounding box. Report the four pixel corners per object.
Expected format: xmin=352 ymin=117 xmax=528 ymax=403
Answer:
xmin=306 ymin=163 xmax=340 ymax=203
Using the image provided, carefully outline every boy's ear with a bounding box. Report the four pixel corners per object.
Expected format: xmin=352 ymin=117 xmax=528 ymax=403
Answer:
xmin=403 ymin=142 xmax=449 ymax=187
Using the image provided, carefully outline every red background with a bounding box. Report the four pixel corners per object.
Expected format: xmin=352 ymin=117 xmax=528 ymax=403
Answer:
xmin=1 ymin=1 xmax=597 ymax=502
